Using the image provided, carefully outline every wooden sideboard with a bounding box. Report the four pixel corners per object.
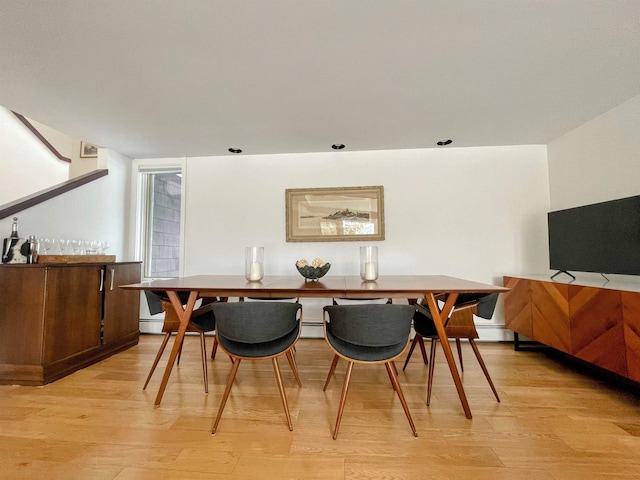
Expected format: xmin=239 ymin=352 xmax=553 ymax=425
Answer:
xmin=503 ymin=275 xmax=640 ymax=383
xmin=0 ymin=262 xmax=141 ymax=385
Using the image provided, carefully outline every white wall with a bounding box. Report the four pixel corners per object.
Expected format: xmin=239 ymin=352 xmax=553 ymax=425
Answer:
xmin=175 ymin=145 xmax=550 ymax=336
xmin=546 ymin=93 xmax=640 ymax=286
xmin=548 ymin=93 xmax=640 ymax=211
xmin=0 ymin=106 xmax=69 ymax=204
xmin=0 ymin=148 xmax=134 ymax=261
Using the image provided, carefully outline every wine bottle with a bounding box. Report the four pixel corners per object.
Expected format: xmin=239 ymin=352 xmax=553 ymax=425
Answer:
xmin=2 ymin=216 xmax=29 ymax=264
xmin=9 ymin=217 xmax=19 ymax=239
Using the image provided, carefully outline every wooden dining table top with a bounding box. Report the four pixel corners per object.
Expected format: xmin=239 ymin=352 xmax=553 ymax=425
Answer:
xmin=121 ymin=274 xmax=509 ymax=299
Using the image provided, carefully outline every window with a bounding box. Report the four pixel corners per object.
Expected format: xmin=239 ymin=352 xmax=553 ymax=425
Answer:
xmin=136 ymin=167 xmax=183 ymax=279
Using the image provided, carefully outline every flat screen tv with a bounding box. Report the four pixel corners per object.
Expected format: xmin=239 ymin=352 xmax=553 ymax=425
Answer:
xmin=548 ymin=195 xmax=640 ymax=277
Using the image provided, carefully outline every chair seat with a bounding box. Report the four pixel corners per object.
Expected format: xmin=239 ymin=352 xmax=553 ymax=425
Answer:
xmin=217 ymin=324 xmax=299 ymax=358
xmin=326 ymin=328 xmax=408 ymax=362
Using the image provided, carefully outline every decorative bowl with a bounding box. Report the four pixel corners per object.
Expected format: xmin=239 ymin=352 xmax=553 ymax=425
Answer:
xmin=296 ymin=262 xmax=331 ymax=281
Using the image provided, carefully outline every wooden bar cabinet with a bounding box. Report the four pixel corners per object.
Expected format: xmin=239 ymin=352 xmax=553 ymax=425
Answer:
xmin=0 ymin=262 xmax=141 ymax=385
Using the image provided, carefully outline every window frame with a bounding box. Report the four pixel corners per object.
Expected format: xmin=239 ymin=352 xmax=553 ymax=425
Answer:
xmin=130 ymin=158 xmax=186 ymax=281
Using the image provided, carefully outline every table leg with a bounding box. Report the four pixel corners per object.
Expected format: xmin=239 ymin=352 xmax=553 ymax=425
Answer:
xmin=154 ymin=290 xmax=199 ymax=406
xmin=424 ymin=292 xmax=472 ymax=419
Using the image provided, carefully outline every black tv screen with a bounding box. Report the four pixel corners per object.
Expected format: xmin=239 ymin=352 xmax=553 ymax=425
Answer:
xmin=548 ymin=195 xmax=640 ymax=276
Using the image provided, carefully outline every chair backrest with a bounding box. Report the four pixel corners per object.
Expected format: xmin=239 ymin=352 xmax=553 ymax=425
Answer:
xmin=451 ymin=292 xmax=499 ymax=319
xmin=212 ymin=302 xmax=302 ymax=344
xmin=332 ymin=298 xmax=392 ymax=305
xmin=473 ymin=292 xmax=499 ymax=319
xmin=413 ymin=292 xmax=500 ymax=338
xmin=144 ymin=289 xmax=203 ymax=315
xmin=240 ymin=297 xmax=299 ymax=302
xmin=323 ymin=304 xmax=415 ymax=348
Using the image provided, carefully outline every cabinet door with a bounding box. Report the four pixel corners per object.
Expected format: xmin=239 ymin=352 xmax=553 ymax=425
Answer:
xmin=531 ymin=280 xmax=571 ymax=353
xmin=0 ymin=266 xmax=47 ymax=365
xmin=503 ymin=276 xmax=533 ymax=338
xmin=43 ymin=265 xmax=103 ymax=363
xmin=102 ymin=263 xmax=141 ymax=344
xmin=569 ymin=285 xmax=626 ymax=376
xmin=622 ymin=291 xmax=640 ymax=382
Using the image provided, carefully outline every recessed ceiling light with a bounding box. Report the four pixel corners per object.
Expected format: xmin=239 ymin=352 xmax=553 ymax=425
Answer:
xmin=437 ymin=139 xmax=453 ymax=146
xmin=331 ymin=143 xmax=345 ymax=150
xmin=228 ymin=147 xmax=242 ymax=154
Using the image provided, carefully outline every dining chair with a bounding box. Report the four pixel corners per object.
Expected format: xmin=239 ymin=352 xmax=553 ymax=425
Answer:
xmin=322 ymin=304 xmax=418 ymax=439
xmin=402 ymin=293 xmax=501 ymax=405
xmin=323 ymin=297 xmax=393 ymax=390
xmin=142 ymin=290 xmax=219 ymax=393
xmin=210 ymin=301 xmax=303 ymax=434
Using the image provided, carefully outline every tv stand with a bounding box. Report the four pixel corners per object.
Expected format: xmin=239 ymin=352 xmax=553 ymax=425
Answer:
xmin=550 ymin=270 xmax=575 ymax=281
xmin=503 ymin=275 xmax=640 ymax=384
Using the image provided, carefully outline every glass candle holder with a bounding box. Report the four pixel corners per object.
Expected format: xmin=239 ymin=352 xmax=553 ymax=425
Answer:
xmin=360 ymin=246 xmax=378 ymax=281
xmin=245 ymin=246 xmax=264 ymax=281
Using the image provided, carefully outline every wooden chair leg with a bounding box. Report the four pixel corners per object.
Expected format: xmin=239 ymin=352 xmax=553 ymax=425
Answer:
xmin=333 ymin=361 xmax=354 ymax=440
xmin=403 ymin=334 xmax=428 ymax=371
xmin=272 ymin=357 xmax=293 ymax=431
xmin=469 ymin=339 xmax=500 ymax=402
xmin=385 ymin=362 xmax=397 ymax=391
xmin=323 ymin=354 xmax=340 ymax=391
xmin=426 ymin=339 xmax=437 ymax=406
xmin=143 ymin=332 xmax=172 ymax=390
xmin=285 ymin=349 xmax=302 ymax=387
xmin=418 ymin=334 xmax=428 ymax=364
xmin=385 ymin=362 xmax=418 ymax=437
xmin=391 ymin=360 xmax=398 ymax=375
xmin=402 ymin=335 xmax=420 ymax=371
xmin=456 ymin=338 xmax=464 ymax=372
xmin=199 ymin=332 xmax=208 ymax=394
xmin=212 ymin=357 xmax=241 ymax=435
xmin=211 ymin=336 xmax=219 ymax=359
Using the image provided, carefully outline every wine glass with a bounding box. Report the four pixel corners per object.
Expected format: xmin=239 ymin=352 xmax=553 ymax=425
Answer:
xmin=42 ymin=238 xmax=55 ymax=255
xmin=101 ymin=240 xmax=110 ymax=254
xmin=70 ymin=240 xmax=81 ymax=255
xmin=90 ymin=240 xmax=100 ymax=255
xmin=58 ymin=239 xmax=69 ymax=255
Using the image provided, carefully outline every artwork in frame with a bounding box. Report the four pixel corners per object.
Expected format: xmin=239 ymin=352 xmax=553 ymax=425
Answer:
xmin=80 ymin=141 xmax=98 ymax=158
xmin=286 ymin=186 xmax=385 ymax=242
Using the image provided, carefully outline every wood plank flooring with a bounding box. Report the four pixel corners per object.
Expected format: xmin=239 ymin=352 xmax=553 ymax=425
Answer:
xmin=1 ymin=335 xmax=640 ymax=479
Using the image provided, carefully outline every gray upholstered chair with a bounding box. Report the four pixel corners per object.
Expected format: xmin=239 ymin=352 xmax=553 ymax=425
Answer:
xmin=403 ymin=293 xmax=500 ymax=405
xmin=322 ymin=304 xmax=418 ymax=439
xmin=323 ymin=297 xmax=393 ymax=390
xmin=143 ymin=290 xmax=218 ymax=393
xmin=210 ymin=301 xmax=303 ymax=434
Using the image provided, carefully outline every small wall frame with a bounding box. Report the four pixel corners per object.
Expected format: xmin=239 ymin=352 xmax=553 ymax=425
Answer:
xmin=80 ymin=141 xmax=98 ymax=158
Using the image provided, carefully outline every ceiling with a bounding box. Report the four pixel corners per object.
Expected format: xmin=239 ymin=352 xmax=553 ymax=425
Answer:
xmin=1 ymin=0 xmax=639 ymax=159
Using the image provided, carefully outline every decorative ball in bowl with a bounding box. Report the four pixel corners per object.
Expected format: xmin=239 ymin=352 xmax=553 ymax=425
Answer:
xmin=296 ymin=258 xmax=331 ymax=281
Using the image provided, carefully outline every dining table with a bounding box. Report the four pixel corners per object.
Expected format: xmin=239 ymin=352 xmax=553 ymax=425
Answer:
xmin=121 ymin=274 xmax=508 ymax=419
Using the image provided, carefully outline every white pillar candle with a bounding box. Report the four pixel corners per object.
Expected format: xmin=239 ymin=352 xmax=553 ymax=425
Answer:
xmin=249 ymin=261 xmax=262 ymax=281
xmin=364 ymin=261 xmax=377 ymax=280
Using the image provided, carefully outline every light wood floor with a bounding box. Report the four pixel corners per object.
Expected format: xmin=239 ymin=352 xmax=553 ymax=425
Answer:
xmin=2 ymin=335 xmax=640 ymax=480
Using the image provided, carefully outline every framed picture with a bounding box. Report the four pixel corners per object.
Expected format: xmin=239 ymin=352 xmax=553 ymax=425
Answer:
xmin=286 ymin=186 xmax=385 ymax=242
xmin=80 ymin=141 xmax=98 ymax=158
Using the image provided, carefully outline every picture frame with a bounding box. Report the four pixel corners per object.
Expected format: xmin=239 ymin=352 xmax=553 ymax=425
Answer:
xmin=80 ymin=141 xmax=98 ymax=158
xmin=286 ymin=186 xmax=385 ymax=242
